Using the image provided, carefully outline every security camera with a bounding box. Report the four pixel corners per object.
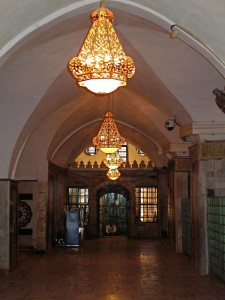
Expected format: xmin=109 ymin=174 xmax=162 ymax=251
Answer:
xmin=165 ymin=119 xmax=175 ymax=131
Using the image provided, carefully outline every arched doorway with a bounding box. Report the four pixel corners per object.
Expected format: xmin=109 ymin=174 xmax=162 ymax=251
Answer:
xmin=97 ymin=185 xmax=129 ymax=237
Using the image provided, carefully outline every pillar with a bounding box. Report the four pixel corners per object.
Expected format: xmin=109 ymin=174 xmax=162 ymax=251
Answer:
xmin=128 ymin=182 xmax=136 ymax=238
xmin=168 ymin=157 xmax=190 ymax=253
xmin=190 ymin=141 xmax=225 ymax=274
xmin=158 ymin=169 xmax=168 ymax=237
xmin=0 ymin=180 xmax=18 ymax=272
xmin=87 ymin=187 xmax=98 ymax=238
xmin=36 ymin=182 xmax=48 ymax=251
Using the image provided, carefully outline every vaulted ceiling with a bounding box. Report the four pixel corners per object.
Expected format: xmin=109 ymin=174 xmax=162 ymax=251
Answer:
xmin=0 ymin=0 xmax=224 ymax=180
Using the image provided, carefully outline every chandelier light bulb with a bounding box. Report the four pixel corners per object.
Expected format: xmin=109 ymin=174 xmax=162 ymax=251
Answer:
xmin=68 ymin=3 xmax=135 ymax=94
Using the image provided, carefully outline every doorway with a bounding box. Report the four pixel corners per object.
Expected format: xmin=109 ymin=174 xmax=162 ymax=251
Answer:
xmin=97 ymin=186 xmax=129 ymax=237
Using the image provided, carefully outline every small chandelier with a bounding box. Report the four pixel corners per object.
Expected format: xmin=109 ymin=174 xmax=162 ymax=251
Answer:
xmin=68 ymin=1 xmax=135 ymax=94
xmin=93 ymin=112 xmax=125 ymax=153
xmin=107 ymin=168 xmax=121 ymax=180
xmin=104 ymin=152 xmax=123 ymax=169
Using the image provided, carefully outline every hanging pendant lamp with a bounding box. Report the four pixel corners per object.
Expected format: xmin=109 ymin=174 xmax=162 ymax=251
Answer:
xmin=93 ymin=112 xmax=125 ymax=153
xmin=68 ymin=1 xmax=135 ymax=94
xmin=107 ymin=168 xmax=121 ymax=180
xmin=104 ymin=152 xmax=123 ymax=169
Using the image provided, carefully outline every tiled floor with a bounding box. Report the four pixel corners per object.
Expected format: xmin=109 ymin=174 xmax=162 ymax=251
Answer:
xmin=0 ymin=238 xmax=224 ymax=300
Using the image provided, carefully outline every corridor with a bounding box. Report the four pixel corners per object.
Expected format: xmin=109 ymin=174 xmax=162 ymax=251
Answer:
xmin=0 ymin=238 xmax=224 ymax=300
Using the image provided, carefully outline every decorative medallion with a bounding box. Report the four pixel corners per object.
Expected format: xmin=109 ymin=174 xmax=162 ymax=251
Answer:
xmin=17 ymin=201 xmax=32 ymax=228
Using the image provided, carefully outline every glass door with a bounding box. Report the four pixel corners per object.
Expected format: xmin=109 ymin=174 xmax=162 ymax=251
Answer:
xmin=102 ymin=193 xmax=128 ymax=236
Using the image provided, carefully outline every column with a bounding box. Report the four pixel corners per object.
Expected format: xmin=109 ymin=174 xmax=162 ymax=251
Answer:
xmin=168 ymin=157 xmax=190 ymax=253
xmin=0 ymin=180 xmax=17 ymax=272
xmin=87 ymin=187 xmax=98 ymax=238
xmin=36 ymin=182 xmax=48 ymax=251
xmin=158 ymin=169 xmax=169 ymax=238
xmin=190 ymin=141 xmax=225 ymax=274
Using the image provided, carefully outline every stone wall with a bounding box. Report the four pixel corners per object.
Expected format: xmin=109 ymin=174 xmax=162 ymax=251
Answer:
xmin=0 ymin=180 xmax=17 ymax=272
xmin=17 ymin=181 xmax=38 ymax=248
xmin=189 ymin=141 xmax=225 ymax=274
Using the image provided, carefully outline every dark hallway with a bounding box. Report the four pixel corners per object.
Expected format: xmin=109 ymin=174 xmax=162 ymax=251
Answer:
xmin=0 ymin=238 xmax=224 ymax=299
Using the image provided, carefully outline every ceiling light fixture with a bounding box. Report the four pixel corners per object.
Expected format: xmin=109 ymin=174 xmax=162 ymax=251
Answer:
xmin=93 ymin=112 xmax=125 ymax=153
xmin=68 ymin=0 xmax=135 ymax=94
xmin=104 ymin=152 xmax=123 ymax=169
xmin=107 ymin=168 xmax=121 ymax=180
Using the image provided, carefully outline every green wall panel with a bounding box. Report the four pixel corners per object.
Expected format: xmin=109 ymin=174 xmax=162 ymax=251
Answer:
xmin=208 ymin=197 xmax=225 ymax=281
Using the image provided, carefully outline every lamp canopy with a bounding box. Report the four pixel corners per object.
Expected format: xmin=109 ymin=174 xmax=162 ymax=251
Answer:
xmin=93 ymin=112 xmax=125 ymax=153
xmin=68 ymin=2 xmax=135 ymax=94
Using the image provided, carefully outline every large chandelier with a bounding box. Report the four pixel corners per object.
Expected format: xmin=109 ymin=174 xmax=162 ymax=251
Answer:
xmin=107 ymin=168 xmax=121 ymax=180
xmin=104 ymin=152 xmax=123 ymax=169
xmin=93 ymin=112 xmax=125 ymax=153
xmin=68 ymin=1 xmax=135 ymax=94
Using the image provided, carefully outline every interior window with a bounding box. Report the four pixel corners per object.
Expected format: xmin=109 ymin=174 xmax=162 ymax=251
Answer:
xmin=135 ymin=187 xmax=158 ymax=222
xmin=67 ymin=187 xmax=89 ymax=225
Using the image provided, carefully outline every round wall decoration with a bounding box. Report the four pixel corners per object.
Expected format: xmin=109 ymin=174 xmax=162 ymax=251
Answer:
xmin=17 ymin=201 xmax=32 ymax=228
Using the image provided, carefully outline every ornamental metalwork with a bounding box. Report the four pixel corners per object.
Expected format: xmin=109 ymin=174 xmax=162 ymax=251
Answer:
xmin=107 ymin=168 xmax=121 ymax=180
xmin=93 ymin=112 xmax=125 ymax=153
xmin=17 ymin=201 xmax=32 ymax=228
xmin=68 ymin=3 xmax=135 ymax=93
xmin=104 ymin=152 xmax=123 ymax=169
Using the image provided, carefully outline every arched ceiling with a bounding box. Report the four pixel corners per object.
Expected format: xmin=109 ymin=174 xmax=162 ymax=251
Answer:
xmin=0 ymin=1 xmax=224 ymax=180
xmin=1 ymin=0 xmax=225 ymax=66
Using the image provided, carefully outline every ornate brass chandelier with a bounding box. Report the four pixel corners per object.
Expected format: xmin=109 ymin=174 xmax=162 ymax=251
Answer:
xmin=107 ymin=168 xmax=121 ymax=180
xmin=104 ymin=152 xmax=123 ymax=169
xmin=93 ymin=112 xmax=125 ymax=153
xmin=68 ymin=1 xmax=135 ymax=94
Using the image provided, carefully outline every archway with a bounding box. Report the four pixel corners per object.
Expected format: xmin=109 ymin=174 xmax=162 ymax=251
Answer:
xmin=97 ymin=185 xmax=130 ymax=237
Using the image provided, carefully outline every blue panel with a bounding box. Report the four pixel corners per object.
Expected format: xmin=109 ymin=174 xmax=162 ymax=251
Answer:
xmin=66 ymin=211 xmax=79 ymax=246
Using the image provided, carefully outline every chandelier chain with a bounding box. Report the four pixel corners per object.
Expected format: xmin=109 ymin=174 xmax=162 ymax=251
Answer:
xmin=111 ymin=93 xmax=113 ymax=114
xmin=107 ymin=94 xmax=110 ymax=112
